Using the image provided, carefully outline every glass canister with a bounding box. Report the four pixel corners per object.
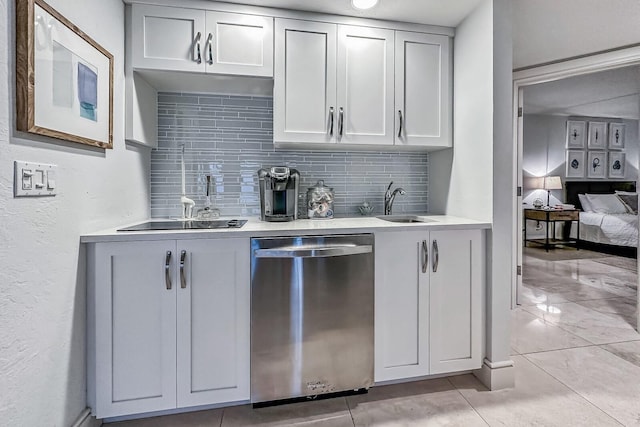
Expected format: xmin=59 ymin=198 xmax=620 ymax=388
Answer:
xmin=307 ymin=180 xmax=334 ymax=219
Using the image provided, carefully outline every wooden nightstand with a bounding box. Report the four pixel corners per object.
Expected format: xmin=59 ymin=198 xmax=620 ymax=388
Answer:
xmin=523 ymin=209 xmax=580 ymax=252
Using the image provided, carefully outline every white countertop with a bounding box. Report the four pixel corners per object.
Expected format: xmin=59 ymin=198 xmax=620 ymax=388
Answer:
xmin=80 ymin=215 xmax=491 ymax=243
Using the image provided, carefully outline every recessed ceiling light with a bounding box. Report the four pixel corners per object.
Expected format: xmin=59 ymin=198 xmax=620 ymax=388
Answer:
xmin=351 ymin=0 xmax=379 ymax=10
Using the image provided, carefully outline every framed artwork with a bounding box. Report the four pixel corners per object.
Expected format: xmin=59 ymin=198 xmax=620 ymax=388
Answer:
xmin=565 ymin=150 xmax=585 ymax=178
xmin=587 ymin=121 xmax=607 ymax=149
xmin=608 ymin=152 xmax=626 ymax=178
xmin=587 ymin=151 xmax=607 ymax=179
xmin=608 ymin=123 xmax=626 ymax=149
xmin=566 ymin=120 xmax=586 ymax=148
xmin=16 ymin=0 xmax=113 ymax=148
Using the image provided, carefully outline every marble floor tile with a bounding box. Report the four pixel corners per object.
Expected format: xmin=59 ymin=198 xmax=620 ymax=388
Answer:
xmin=221 ymin=397 xmax=354 ymax=427
xmin=522 ymin=302 xmax=640 ymax=344
xmin=526 ymin=346 xmax=640 ymax=426
xmin=111 ymin=408 xmax=223 ymax=427
xmin=518 ymin=284 xmax=570 ymax=306
xmin=510 ymin=308 xmax=591 ymax=354
xmin=449 ymin=355 xmax=619 ymax=427
xmin=577 ymin=297 xmax=638 ymax=328
xmin=601 ymin=340 xmax=640 ymax=369
xmin=346 ymin=378 xmax=487 ymax=427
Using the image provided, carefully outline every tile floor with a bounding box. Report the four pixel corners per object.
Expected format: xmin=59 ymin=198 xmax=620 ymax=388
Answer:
xmin=112 ymin=247 xmax=640 ymax=427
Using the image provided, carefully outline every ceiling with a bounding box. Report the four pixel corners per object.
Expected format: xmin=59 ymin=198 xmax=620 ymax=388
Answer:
xmin=523 ymin=66 xmax=640 ymax=120
xmin=215 ymin=0 xmax=483 ymax=27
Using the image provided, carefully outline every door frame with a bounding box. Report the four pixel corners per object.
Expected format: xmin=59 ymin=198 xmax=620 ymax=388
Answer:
xmin=512 ymin=46 xmax=640 ymax=319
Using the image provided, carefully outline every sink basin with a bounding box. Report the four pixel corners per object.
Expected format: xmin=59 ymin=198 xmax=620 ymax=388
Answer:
xmin=377 ymin=215 xmax=435 ymax=223
xmin=118 ymin=219 xmax=247 ymax=231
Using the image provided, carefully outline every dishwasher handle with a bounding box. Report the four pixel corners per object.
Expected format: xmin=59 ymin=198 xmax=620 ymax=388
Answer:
xmin=254 ymin=244 xmax=372 ymax=259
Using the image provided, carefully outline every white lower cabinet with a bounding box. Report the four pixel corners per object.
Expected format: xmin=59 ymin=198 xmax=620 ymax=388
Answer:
xmin=88 ymin=238 xmax=249 ymax=419
xmin=374 ymin=228 xmax=483 ymax=382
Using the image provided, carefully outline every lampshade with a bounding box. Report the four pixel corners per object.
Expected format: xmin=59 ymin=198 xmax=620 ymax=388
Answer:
xmin=543 ymin=176 xmax=562 ymax=190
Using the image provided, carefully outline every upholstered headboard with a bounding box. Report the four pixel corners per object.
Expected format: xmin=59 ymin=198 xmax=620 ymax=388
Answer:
xmin=565 ymin=181 xmax=636 ymax=210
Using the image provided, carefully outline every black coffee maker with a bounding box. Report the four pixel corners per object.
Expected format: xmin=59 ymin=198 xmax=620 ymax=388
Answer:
xmin=257 ymin=167 xmax=300 ymax=221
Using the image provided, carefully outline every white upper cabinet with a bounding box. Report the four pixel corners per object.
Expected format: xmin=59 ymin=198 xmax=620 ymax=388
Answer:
xmin=273 ymin=19 xmax=451 ymax=149
xmin=131 ymin=4 xmax=273 ymax=77
xmin=132 ymin=5 xmax=206 ymax=72
xmin=274 ymin=19 xmax=337 ymax=144
xmin=395 ymin=32 xmax=451 ymax=148
xmin=337 ymin=26 xmax=395 ymax=145
xmin=205 ymin=11 xmax=273 ymax=77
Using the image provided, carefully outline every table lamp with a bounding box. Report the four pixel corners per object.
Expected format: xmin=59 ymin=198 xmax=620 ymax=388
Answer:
xmin=543 ymin=176 xmax=562 ymax=207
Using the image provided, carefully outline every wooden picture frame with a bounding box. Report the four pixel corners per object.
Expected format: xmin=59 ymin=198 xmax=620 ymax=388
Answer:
xmin=566 ymin=120 xmax=586 ymax=148
xmin=608 ymin=123 xmax=626 ymax=150
xmin=587 ymin=121 xmax=607 ymax=149
xmin=587 ymin=151 xmax=607 ymax=179
xmin=565 ymin=150 xmax=585 ymax=179
xmin=16 ymin=0 xmax=113 ymax=149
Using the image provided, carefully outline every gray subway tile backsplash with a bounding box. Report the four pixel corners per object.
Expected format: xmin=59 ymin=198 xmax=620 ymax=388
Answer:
xmin=151 ymin=92 xmax=429 ymax=219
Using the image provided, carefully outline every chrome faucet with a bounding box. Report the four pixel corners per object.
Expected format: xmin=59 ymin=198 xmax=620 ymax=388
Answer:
xmin=384 ymin=181 xmax=406 ymax=215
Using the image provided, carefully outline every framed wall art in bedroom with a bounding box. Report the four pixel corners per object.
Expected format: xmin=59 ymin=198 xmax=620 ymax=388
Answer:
xmin=587 ymin=121 xmax=607 ymax=149
xmin=608 ymin=152 xmax=626 ymax=178
xmin=566 ymin=120 xmax=586 ymax=148
xmin=587 ymin=151 xmax=607 ymax=179
xmin=16 ymin=0 xmax=114 ymax=148
xmin=608 ymin=123 xmax=626 ymax=150
xmin=566 ymin=150 xmax=585 ymax=178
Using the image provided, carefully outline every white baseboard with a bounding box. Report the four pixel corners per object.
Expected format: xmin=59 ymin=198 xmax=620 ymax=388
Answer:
xmin=71 ymin=408 xmax=101 ymax=427
xmin=473 ymin=358 xmax=515 ymax=390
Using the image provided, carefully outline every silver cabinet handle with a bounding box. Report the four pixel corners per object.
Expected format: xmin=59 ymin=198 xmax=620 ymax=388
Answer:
xmin=398 ymin=110 xmax=403 ymax=138
xmin=165 ymin=251 xmax=172 ymax=290
xmin=432 ymin=240 xmax=439 ymax=273
xmin=329 ymin=107 xmax=334 ymax=136
xmin=421 ymin=240 xmax=428 ymax=274
xmin=207 ymin=33 xmax=213 ymax=65
xmin=195 ymin=32 xmax=202 ymax=64
xmin=338 ymin=107 xmax=344 ymax=137
xmin=180 ymin=250 xmax=187 ymax=288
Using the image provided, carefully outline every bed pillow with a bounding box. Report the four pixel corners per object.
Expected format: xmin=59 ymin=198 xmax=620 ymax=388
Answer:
xmin=578 ymin=194 xmax=594 ymax=212
xmin=585 ymin=193 xmax=629 ymax=214
xmin=617 ymin=193 xmax=638 ymax=214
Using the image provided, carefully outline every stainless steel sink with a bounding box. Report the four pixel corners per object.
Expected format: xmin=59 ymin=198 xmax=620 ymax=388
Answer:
xmin=377 ymin=215 xmax=435 ymax=223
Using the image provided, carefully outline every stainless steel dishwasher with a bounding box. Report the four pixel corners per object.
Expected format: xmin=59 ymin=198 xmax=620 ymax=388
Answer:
xmin=250 ymin=234 xmax=374 ymax=404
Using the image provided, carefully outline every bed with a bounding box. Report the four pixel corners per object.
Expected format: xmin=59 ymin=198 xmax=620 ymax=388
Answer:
xmin=565 ymin=181 xmax=638 ymax=256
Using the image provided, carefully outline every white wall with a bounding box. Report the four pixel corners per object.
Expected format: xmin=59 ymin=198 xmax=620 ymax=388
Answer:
xmin=0 ymin=1 xmax=150 ymax=425
xmin=430 ymin=0 xmax=514 ymax=374
xmin=513 ymin=0 xmax=640 ymax=69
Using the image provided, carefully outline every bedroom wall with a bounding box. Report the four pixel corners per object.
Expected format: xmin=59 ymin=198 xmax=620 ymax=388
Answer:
xmin=522 ymin=113 xmax=639 ymax=236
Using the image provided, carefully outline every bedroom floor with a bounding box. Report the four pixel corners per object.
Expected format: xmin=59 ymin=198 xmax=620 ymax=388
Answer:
xmin=111 ymin=247 xmax=640 ymax=427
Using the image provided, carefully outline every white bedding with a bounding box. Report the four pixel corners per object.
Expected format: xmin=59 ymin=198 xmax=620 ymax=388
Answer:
xmin=579 ymin=212 xmax=638 ymax=247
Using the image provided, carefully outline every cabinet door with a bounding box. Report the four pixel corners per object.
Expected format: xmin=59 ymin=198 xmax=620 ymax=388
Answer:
xmin=93 ymin=241 xmax=177 ymax=418
xmin=205 ymin=12 xmax=273 ymax=77
xmin=131 ymin=4 xmax=206 ymax=72
xmin=429 ymin=229 xmax=483 ymax=374
xmin=374 ymin=231 xmax=430 ymax=382
xmin=395 ymin=32 xmax=451 ymax=148
xmin=274 ymin=19 xmax=337 ymax=144
xmin=337 ymin=25 xmax=394 ymax=145
xmin=176 ymin=238 xmax=250 ymax=407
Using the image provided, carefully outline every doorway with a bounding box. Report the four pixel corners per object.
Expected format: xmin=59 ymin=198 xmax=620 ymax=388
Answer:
xmin=513 ymin=48 xmax=640 ymax=332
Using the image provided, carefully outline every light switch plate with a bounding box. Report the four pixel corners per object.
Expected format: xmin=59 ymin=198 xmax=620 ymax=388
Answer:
xmin=14 ymin=161 xmax=57 ymax=197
